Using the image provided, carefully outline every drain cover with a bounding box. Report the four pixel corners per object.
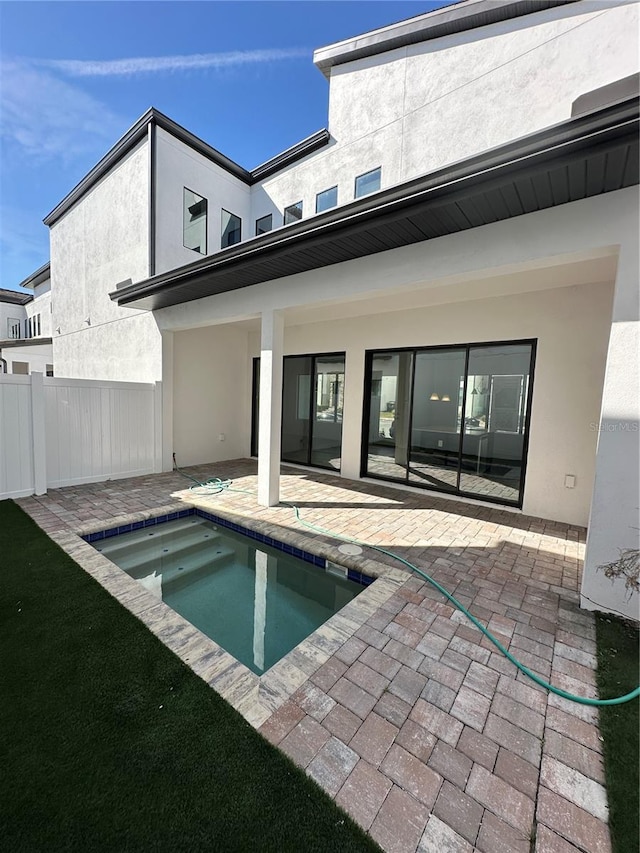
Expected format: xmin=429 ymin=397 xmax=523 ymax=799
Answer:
xmin=338 ymin=543 xmax=363 ymax=557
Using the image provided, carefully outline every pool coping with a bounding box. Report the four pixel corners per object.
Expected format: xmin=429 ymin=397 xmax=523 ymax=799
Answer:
xmin=57 ymin=498 xmax=408 ymax=728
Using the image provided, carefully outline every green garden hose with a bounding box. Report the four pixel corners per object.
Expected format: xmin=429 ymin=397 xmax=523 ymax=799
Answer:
xmin=178 ymin=469 xmax=640 ymax=706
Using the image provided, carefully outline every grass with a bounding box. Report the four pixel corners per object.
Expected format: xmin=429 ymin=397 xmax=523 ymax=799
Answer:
xmin=0 ymin=500 xmax=380 ymax=853
xmin=595 ymin=612 xmax=639 ymax=853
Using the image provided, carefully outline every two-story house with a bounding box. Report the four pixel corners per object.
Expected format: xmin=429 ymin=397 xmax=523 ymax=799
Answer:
xmin=24 ymin=0 xmax=640 ymax=618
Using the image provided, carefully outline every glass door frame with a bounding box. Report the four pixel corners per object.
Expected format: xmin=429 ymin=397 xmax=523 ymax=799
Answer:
xmin=360 ymin=339 xmax=537 ymax=508
xmin=251 ymin=351 xmax=346 ymax=472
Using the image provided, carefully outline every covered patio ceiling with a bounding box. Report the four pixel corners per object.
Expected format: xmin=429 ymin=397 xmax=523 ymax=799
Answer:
xmin=112 ymin=97 xmax=639 ymax=312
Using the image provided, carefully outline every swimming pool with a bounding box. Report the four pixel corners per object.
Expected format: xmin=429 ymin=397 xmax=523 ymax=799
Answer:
xmin=87 ymin=509 xmax=370 ymax=675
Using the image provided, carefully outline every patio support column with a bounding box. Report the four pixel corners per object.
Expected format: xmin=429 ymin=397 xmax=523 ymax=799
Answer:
xmin=161 ymin=331 xmax=174 ymax=472
xmin=581 ymin=236 xmax=640 ymax=621
xmin=257 ymin=309 xmax=284 ymax=507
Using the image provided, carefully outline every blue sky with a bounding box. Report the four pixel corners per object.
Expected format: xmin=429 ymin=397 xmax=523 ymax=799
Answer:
xmin=0 ymin=1 xmax=450 ymax=290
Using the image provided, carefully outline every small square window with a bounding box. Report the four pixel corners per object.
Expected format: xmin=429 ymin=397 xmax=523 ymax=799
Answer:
xmin=316 ymin=186 xmax=338 ymax=213
xmin=46 ymin=364 xmax=54 ymax=377
xmin=221 ymin=209 xmax=242 ymax=248
xmin=183 ymin=188 xmax=207 ymax=254
xmin=255 ymin=214 xmax=273 ymax=236
xmin=284 ymin=201 xmax=303 ymax=225
xmin=355 ymin=167 xmax=381 ymax=199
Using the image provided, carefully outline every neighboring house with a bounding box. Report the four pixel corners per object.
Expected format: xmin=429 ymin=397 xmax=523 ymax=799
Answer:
xmin=0 ymin=264 xmax=53 ymax=375
xmin=32 ymin=0 xmax=640 ymax=618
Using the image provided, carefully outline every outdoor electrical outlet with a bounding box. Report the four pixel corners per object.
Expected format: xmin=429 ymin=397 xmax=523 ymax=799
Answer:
xmin=565 ymin=474 xmax=576 ymax=489
xmin=218 ymin=433 xmax=225 ymax=441
xmin=437 ymin=440 xmax=444 ymax=448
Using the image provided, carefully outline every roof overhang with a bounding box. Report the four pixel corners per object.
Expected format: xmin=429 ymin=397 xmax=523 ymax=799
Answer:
xmin=0 ymin=289 xmax=32 ymax=306
xmin=16 ymin=262 xmax=51 ymax=291
xmin=313 ymin=0 xmax=580 ymax=79
xmin=0 ymin=337 xmax=53 ymax=349
xmin=112 ymin=97 xmax=639 ymax=312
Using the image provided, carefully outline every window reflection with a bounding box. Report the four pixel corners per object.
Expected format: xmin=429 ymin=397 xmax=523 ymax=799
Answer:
xmin=364 ymin=342 xmax=535 ymax=506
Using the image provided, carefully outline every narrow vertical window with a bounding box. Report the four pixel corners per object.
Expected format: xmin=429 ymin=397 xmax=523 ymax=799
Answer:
xmin=354 ymin=167 xmax=381 ymax=198
xmin=316 ymin=186 xmax=338 ymax=213
xmin=221 ymin=210 xmax=242 ymax=248
xmin=37 ymin=314 xmax=41 ymax=336
xmin=183 ymin=188 xmax=207 ymax=254
xmin=255 ymin=214 xmax=273 ymax=236
xmin=284 ymin=201 xmax=303 ymax=225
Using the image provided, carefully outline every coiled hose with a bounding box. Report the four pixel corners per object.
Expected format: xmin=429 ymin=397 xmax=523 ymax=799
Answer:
xmin=178 ymin=469 xmax=639 ymax=706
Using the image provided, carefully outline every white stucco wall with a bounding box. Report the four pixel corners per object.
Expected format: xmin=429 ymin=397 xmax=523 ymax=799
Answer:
xmin=238 ymin=280 xmax=613 ymax=528
xmin=582 ymin=238 xmax=640 ymax=621
xmin=49 ymin=139 xmax=162 ymax=381
xmin=328 ymin=0 xmax=639 ymax=182
xmin=25 ymin=291 xmax=52 ymax=338
xmin=154 ymin=127 xmax=251 ymax=274
xmin=157 ymin=189 xmax=638 ymax=528
xmin=172 ymin=324 xmax=250 ymax=467
xmin=252 ymin=1 xmax=638 ymax=231
xmin=2 ymin=344 xmax=53 ymax=375
xmin=0 ymin=300 xmax=27 ymax=341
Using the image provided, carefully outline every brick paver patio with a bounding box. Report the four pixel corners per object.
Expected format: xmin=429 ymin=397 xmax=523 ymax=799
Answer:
xmin=18 ymin=459 xmax=611 ymax=853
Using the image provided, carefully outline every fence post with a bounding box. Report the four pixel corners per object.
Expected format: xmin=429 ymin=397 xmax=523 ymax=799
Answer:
xmin=154 ymin=381 xmax=163 ymax=474
xmin=30 ymin=372 xmax=47 ymax=496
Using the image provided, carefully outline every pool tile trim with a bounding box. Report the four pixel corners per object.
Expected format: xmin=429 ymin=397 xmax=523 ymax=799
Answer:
xmin=83 ymin=507 xmax=367 ymax=582
xmin=66 ymin=501 xmax=405 ymax=728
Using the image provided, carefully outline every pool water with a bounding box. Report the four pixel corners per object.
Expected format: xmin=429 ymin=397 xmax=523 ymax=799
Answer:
xmin=95 ymin=516 xmax=364 ymax=675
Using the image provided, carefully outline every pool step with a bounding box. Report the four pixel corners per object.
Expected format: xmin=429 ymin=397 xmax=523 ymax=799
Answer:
xmin=98 ymin=518 xmax=219 ymax=564
xmin=134 ymin=545 xmax=237 ymax=598
xmin=109 ymin=532 xmax=228 ymax=576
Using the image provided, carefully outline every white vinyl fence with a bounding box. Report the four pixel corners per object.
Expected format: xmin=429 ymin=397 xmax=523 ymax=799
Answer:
xmin=0 ymin=373 xmax=162 ymax=499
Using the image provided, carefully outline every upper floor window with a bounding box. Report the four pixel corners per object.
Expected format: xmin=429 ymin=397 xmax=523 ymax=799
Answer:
xmin=183 ymin=188 xmax=207 ymax=254
xmin=7 ymin=318 xmax=21 ymax=340
xmin=355 ymin=167 xmax=381 ymax=199
xmin=221 ymin=210 xmax=242 ymax=248
xmin=284 ymin=201 xmax=303 ymax=225
xmin=255 ymin=214 xmax=273 ymax=236
xmin=316 ymin=186 xmax=338 ymax=214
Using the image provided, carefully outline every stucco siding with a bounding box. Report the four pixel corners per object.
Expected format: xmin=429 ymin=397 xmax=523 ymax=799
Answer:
xmin=49 ymin=139 xmax=161 ymax=381
xmin=154 ymin=126 xmax=251 ymax=274
xmin=328 ymin=1 xmax=639 ymax=183
xmin=172 ymin=324 xmax=250 ymax=467
xmin=239 ymin=280 xmax=614 ymax=528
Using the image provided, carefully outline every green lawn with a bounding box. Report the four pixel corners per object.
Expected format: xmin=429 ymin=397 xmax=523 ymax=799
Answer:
xmin=595 ymin=612 xmax=639 ymax=853
xmin=0 ymin=500 xmax=380 ymax=852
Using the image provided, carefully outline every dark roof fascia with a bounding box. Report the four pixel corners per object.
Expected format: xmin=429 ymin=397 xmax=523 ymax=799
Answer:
xmin=16 ymin=262 xmax=51 ymax=291
xmin=112 ymin=96 xmax=639 ymax=310
xmin=43 ymin=108 xmax=254 ymax=227
xmin=152 ymin=109 xmax=252 ymax=183
xmin=0 ymin=289 xmax=32 ymax=305
xmin=42 ymin=105 xmax=331 ymax=228
xmin=44 ymin=108 xmax=155 ymax=227
xmin=314 ymin=0 xmax=580 ymax=79
xmin=251 ymin=130 xmax=331 ymax=182
xmin=0 ymin=337 xmax=53 ymax=348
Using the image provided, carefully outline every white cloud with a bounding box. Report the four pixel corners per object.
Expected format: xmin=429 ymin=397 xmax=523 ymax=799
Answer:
xmin=0 ymin=59 xmax=124 ymax=164
xmin=38 ymin=48 xmax=308 ymax=78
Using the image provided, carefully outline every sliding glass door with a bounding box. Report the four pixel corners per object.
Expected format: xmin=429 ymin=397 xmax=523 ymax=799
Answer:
xmin=252 ymin=353 xmax=345 ymax=471
xmin=363 ymin=341 xmax=535 ymax=507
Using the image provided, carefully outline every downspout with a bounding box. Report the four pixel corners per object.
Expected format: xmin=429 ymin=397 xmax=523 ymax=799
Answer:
xmin=148 ymin=118 xmax=156 ymax=278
